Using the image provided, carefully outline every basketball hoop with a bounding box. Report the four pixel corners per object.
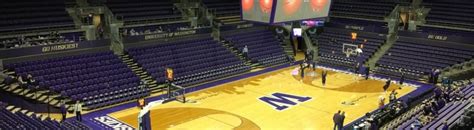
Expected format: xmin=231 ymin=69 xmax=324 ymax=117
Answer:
xmin=345 ymin=49 xmax=353 ymax=58
xmin=343 ymin=43 xmax=358 ymax=58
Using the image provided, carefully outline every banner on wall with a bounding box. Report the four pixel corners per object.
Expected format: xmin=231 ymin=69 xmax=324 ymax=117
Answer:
xmin=123 ymin=28 xmax=212 ymax=43
xmin=0 ymin=39 xmax=110 ymax=59
xmin=398 ymin=31 xmax=474 ymax=44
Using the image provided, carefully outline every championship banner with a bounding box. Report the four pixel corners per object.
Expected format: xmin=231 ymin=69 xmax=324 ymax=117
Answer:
xmin=166 ymin=68 xmax=174 ymax=81
xmin=351 ymin=32 xmax=357 ymax=41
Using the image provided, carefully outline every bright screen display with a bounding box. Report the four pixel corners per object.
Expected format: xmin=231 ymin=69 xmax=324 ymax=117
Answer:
xmin=242 ymin=0 xmax=273 ymax=23
xmin=293 ymin=28 xmax=302 ymax=36
xmin=273 ymin=0 xmax=331 ymax=23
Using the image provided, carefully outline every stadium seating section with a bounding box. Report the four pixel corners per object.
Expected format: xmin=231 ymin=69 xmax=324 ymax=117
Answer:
xmin=376 ymin=37 xmax=474 ymax=79
xmin=0 ymin=0 xmax=75 ymax=34
xmin=423 ymin=0 xmax=474 ymax=29
xmin=127 ymin=36 xmax=251 ymax=87
xmin=203 ymin=0 xmax=249 ymax=26
xmin=311 ymin=27 xmax=385 ymax=70
xmin=330 ymin=0 xmax=405 ymax=20
xmin=222 ymin=29 xmax=290 ymax=67
xmin=0 ymin=102 xmax=90 ymax=129
xmin=396 ymin=84 xmax=473 ymax=129
xmin=106 ymin=0 xmax=182 ymax=25
xmin=418 ymin=26 xmax=474 ymax=37
xmin=1 ymin=0 xmax=474 ymax=129
xmin=5 ymin=51 xmax=149 ymax=109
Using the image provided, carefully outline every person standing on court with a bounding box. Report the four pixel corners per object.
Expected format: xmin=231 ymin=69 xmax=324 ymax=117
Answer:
xmin=305 ymin=49 xmax=310 ymax=61
xmin=60 ymin=100 xmax=67 ymax=122
xmin=354 ymin=63 xmax=360 ymax=74
xmin=309 ymin=50 xmax=316 ymax=71
xmin=365 ymin=66 xmax=370 ymax=80
xmin=322 ymin=70 xmax=328 ymax=86
xmin=74 ymin=100 xmax=82 ymax=122
xmin=383 ymin=78 xmax=391 ymax=93
xmin=399 ymin=69 xmax=405 ymax=88
xmin=429 ymin=68 xmax=436 ymax=84
xmin=242 ymin=45 xmax=248 ymax=61
xmin=300 ymin=60 xmax=307 ymax=78
xmin=339 ymin=111 xmax=346 ymax=130
xmin=333 ymin=110 xmax=341 ymax=130
xmin=433 ymin=69 xmax=440 ymax=85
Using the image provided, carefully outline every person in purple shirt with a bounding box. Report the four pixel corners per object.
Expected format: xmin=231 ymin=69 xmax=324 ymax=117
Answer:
xmin=441 ymin=121 xmax=449 ymax=130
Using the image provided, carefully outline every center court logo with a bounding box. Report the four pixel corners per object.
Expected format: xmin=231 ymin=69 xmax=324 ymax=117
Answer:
xmin=94 ymin=115 xmax=134 ymax=130
xmin=259 ymin=92 xmax=311 ymax=111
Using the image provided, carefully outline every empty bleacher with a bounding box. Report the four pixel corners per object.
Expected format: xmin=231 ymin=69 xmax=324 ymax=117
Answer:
xmin=0 ymin=101 xmax=90 ymax=129
xmin=203 ymin=0 xmax=249 ymax=26
xmin=127 ymin=36 xmax=251 ymax=87
xmin=376 ymin=37 xmax=474 ymax=80
xmin=311 ymin=27 xmax=385 ymax=70
xmin=330 ymin=0 xmax=403 ymax=20
xmin=418 ymin=26 xmax=474 ymax=38
xmin=423 ymin=0 xmax=474 ymax=29
xmin=0 ymin=0 xmax=75 ymax=34
xmin=222 ymin=29 xmax=290 ymax=67
xmin=106 ymin=0 xmax=183 ymax=25
xmin=4 ymin=51 xmax=149 ymax=110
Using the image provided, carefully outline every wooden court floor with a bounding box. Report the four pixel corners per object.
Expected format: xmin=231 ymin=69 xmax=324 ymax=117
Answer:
xmin=109 ymin=66 xmax=415 ymax=130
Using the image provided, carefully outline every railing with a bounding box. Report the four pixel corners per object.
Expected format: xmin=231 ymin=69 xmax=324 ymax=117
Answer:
xmin=120 ymin=16 xmax=187 ymax=26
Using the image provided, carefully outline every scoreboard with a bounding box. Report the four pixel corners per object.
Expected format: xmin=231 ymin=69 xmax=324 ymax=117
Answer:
xmin=241 ymin=0 xmax=331 ymax=23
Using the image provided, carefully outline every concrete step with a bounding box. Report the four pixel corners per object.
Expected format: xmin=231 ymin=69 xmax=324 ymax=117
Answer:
xmin=20 ymin=110 xmax=28 ymax=114
xmin=12 ymin=107 xmax=21 ymax=113
xmin=6 ymin=71 xmax=15 ymax=75
xmin=50 ymin=99 xmax=59 ymax=106
xmin=143 ymin=76 xmax=152 ymax=80
xmin=40 ymin=114 xmax=47 ymax=120
xmin=151 ymin=88 xmax=163 ymax=93
xmin=6 ymin=105 xmax=15 ymax=111
xmin=224 ymin=21 xmax=246 ymax=25
xmin=139 ymin=75 xmax=148 ymax=78
xmin=25 ymin=93 xmax=42 ymax=99
xmin=1 ymin=84 xmax=8 ymax=90
xmin=14 ymin=88 xmax=30 ymax=95
xmin=216 ymin=15 xmax=240 ymax=20
xmin=5 ymin=84 xmax=18 ymax=91
xmin=26 ymin=111 xmax=34 ymax=116
xmin=38 ymin=95 xmax=48 ymax=102
xmin=149 ymin=80 xmax=157 ymax=84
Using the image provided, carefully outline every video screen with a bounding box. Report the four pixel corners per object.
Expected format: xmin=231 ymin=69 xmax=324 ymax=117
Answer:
xmin=273 ymin=0 xmax=331 ymax=23
xmin=293 ymin=28 xmax=302 ymax=36
xmin=242 ymin=0 xmax=273 ymax=23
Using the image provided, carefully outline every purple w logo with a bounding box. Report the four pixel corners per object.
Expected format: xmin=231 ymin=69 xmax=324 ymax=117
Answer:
xmin=259 ymin=92 xmax=311 ymax=111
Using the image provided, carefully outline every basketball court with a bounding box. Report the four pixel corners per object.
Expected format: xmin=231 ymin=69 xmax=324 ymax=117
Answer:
xmin=108 ymin=65 xmax=415 ymax=130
